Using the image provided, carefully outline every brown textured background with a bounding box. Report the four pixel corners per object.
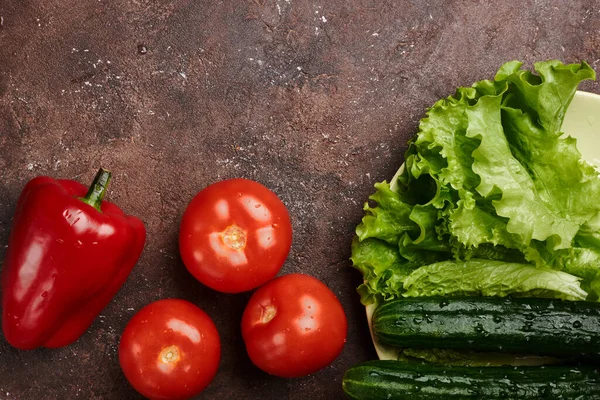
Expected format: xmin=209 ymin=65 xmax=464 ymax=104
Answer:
xmin=0 ymin=0 xmax=599 ymax=399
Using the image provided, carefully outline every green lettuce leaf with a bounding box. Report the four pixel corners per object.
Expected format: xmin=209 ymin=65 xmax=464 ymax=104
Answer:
xmin=355 ymin=181 xmax=418 ymax=244
xmin=350 ymin=237 xmax=417 ymax=305
xmin=574 ymin=212 xmax=600 ymax=249
xmin=491 ymin=66 xmax=600 ymax=250
xmin=496 ymin=60 xmax=595 ymax=136
xmin=402 ymin=259 xmax=587 ymax=301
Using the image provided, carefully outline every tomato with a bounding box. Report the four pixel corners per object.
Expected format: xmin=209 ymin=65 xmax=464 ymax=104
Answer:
xmin=118 ymin=299 xmax=221 ymax=400
xmin=241 ymin=274 xmax=348 ymax=378
xmin=179 ymin=178 xmax=293 ymax=293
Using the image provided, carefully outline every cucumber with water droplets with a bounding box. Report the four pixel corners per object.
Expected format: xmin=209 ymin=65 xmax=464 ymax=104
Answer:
xmin=372 ymin=296 xmax=600 ymax=357
xmin=342 ymin=360 xmax=600 ymax=399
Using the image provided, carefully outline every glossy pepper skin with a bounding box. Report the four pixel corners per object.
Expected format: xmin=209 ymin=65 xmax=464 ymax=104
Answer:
xmin=1 ymin=168 xmax=146 ymax=350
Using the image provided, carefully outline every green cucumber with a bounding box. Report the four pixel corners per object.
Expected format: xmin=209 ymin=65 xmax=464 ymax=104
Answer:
xmin=372 ymin=296 xmax=600 ymax=357
xmin=342 ymin=360 xmax=600 ymax=399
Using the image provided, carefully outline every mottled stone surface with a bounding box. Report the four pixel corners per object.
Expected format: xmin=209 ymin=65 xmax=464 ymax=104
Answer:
xmin=0 ymin=0 xmax=599 ymax=398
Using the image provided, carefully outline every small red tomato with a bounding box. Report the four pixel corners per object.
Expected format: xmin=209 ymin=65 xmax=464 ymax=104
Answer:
xmin=119 ymin=299 xmax=220 ymax=400
xmin=241 ymin=274 xmax=348 ymax=378
xmin=179 ymin=178 xmax=292 ymax=293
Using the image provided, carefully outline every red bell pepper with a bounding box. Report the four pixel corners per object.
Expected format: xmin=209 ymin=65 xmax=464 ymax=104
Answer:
xmin=1 ymin=168 xmax=146 ymax=350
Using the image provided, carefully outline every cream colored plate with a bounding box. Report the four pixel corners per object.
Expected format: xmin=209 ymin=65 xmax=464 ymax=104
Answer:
xmin=365 ymin=90 xmax=600 ymax=361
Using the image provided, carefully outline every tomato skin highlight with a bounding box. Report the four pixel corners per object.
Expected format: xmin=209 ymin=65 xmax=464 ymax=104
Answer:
xmin=179 ymin=178 xmax=293 ymax=293
xmin=118 ymin=299 xmax=221 ymax=400
xmin=241 ymin=274 xmax=348 ymax=378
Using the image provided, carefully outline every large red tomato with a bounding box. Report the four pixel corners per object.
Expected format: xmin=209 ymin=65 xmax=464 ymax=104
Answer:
xmin=119 ymin=299 xmax=221 ymax=400
xmin=241 ymin=274 xmax=348 ymax=378
xmin=179 ymin=178 xmax=292 ymax=293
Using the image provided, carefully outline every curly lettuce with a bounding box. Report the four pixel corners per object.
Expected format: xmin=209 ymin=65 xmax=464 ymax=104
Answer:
xmin=351 ymin=60 xmax=598 ymax=305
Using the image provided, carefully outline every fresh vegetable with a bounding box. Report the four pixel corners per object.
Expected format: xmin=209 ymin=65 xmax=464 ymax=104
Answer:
xmin=372 ymin=296 xmax=600 ymax=357
xmin=179 ymin=178 xmax=292 ymax=293
xmin=351 ymin=60 xmax=599 ymax=305
xmin=342 ymin=360 xmax=600 ymax=399
xmin=241 ymin=273 xmax=347 ymax=378
xmin=1 ymin=168 xmax=146 ymax=350
xmin=119 ymin=299 xmax=221 ymax=400
xmin=402 ymin=259 xmax=588 ymax=300
xmin=397 ymin=347 xmax=557 ymax=367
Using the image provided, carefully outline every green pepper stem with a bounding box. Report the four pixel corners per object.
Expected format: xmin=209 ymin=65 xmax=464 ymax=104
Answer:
xmin=81 ymin=168 xmax=112 ymax=211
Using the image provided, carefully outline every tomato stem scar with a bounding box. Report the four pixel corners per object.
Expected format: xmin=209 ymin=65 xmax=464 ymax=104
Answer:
xmin=160 ymin=345 xmax=181 ymax=364
xmin=259 ymin=305 xmax=277 ymax=324
xmin=222 ymin=224 xmax=247 ymax=250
